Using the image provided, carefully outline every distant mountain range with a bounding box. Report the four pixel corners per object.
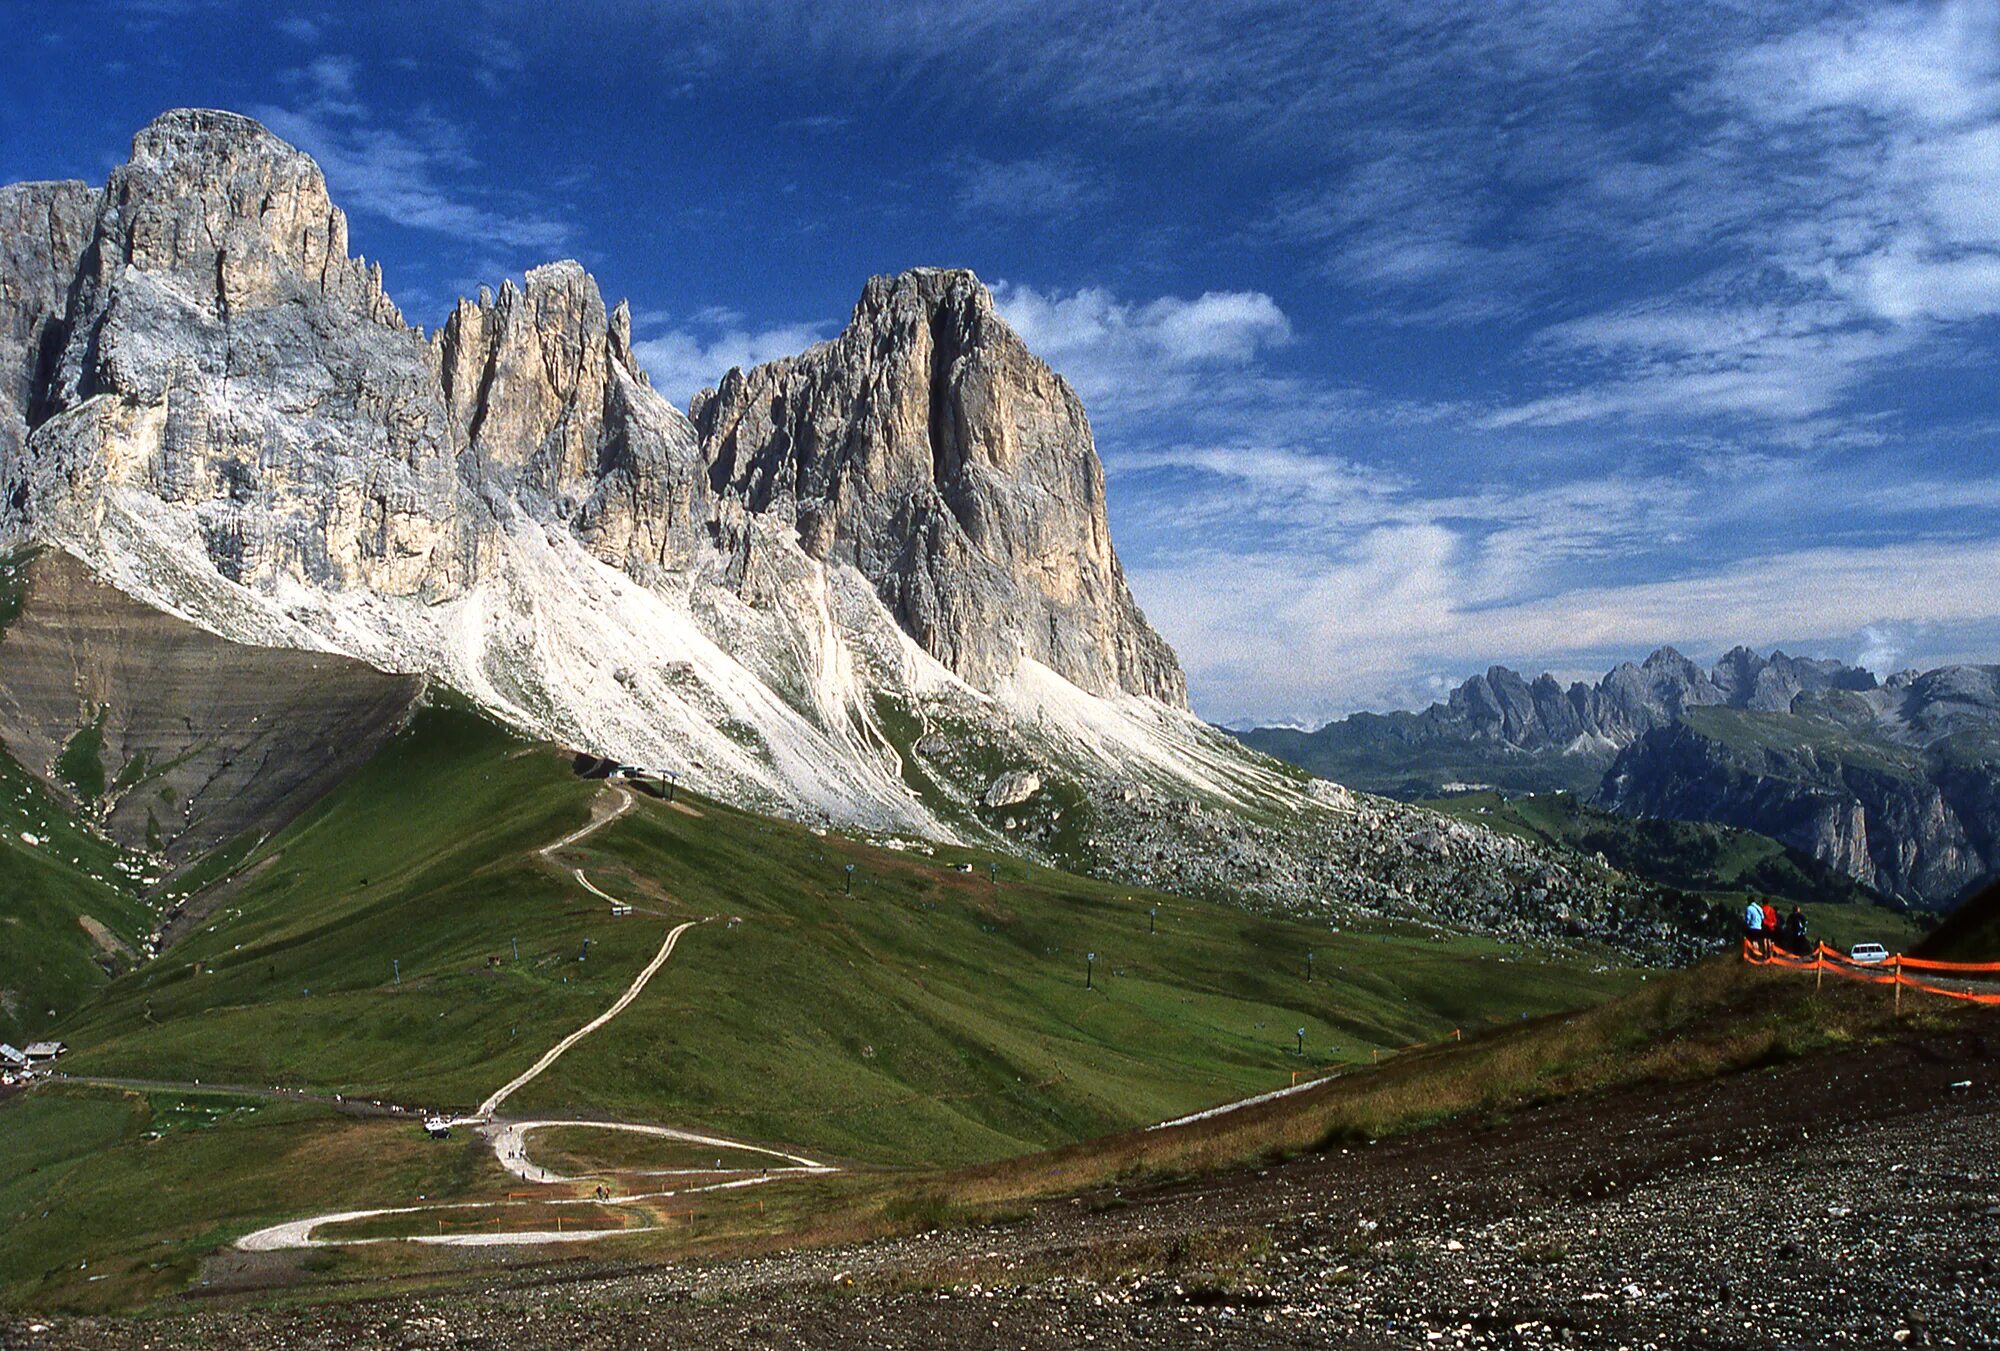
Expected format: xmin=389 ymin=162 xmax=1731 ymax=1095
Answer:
xmin=1234 ymin=648 xmax=2000 ymax=908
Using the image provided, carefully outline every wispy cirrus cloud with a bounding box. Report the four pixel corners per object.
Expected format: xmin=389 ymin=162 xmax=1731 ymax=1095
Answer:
xmin=953 ymin=152 xmax=1108 ymax=219
xmin=247 ymin=52 xmax=568 ymax=259
xmin=1477 ymin=1 xmax=2000 ymax=432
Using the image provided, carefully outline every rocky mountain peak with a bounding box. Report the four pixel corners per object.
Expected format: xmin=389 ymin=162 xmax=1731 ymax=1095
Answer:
xmin=95 ymin=108 xmax=397 ymax=331
xmin=131 ymin=107 xmax=292 ymax=161
xmin=1639 ymin=645 xmax=1698 ymax=675
xmin=440 ymin=260 xmax=638 ymax=473
xmin=0 ymin=110 xmax=1193 ymax=834
xmin=848 ymin=266 xmax=995 ymax=338
xmin=692 ymin=266 xmax=1186 ymax=706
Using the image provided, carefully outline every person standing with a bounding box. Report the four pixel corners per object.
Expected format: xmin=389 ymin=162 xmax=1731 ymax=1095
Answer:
xmin=1761 ymin=901 xmax=1780 ymax=955
xmin=1785 ymin=905 xmax=1809 ymax=956
xmin=1745 ymin=897 xmax=1765 ymax=956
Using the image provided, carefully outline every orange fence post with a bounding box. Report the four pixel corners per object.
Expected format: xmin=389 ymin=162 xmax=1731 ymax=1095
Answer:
xmin=1815 ymin=944 xmax=1824 ymax=993
xmin=1893 ymin=955 xmax=1903 ymax=1016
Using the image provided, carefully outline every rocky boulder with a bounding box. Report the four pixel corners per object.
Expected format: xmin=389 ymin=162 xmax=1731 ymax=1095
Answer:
xmin=983 ymin=769 xmax=1041 ymax=808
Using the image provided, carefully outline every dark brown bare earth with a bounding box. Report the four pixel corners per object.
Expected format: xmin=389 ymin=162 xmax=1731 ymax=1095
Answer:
xmin=8 ymin=1018 xmax=1999 ymax=1349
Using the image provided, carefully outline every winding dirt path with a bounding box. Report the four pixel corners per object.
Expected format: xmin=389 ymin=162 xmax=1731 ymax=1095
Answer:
xmin=235 ymin=784 xmax=839 ymax=1252
xmin=539 ymin=784 xmax=634 ymax=858
xmin=487 ymin=1119 xmax=831 ymax=1185
xmin=469 ymin=919 xmax=701 ymax=1121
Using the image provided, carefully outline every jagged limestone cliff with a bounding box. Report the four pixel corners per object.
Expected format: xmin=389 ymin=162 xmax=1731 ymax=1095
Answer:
xmin=693 ymin=268 xmax=1184 ymax=706
xmin=1597 ymin=670 xmax=2000 ymax=906
xmin=0 ymin=109 xmax=1722 ymax=960
xmin=0 ymin=110 xmax=1189 ymax=833
xmin=5 ymin=111 xmax=1179 ymax=715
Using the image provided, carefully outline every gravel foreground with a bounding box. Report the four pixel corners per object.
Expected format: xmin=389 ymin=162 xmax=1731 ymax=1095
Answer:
xmin=6 ymin=1027 xmax=1998 ymax=1349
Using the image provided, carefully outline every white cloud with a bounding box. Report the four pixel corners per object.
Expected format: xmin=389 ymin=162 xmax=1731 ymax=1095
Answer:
xmin=632 ymin=322 xmax=829 ymax=408
xmin=1728 ymin=1 xmax=2000 ymax=129
xmin=470 ymin=34 xmax=527 ymax=96
xmin=247 ymin=95 xmax=568 ymax=254
xmin=1479 ymin=1 xmax=2000 ymax=432
xmin=990 ymin=281 xmax=1291 ymax=416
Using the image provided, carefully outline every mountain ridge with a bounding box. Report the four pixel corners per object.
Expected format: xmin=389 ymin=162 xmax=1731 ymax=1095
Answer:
xmin=1236 ymin=648 xmax=2000 ymax=906
xmin=1235 ymin=644 xmax=1883 ymax=797
xmin=0 ymin=108 xmax=1733 ymax=963
xmin=0 ymin=109 xmax=1190 ymax=832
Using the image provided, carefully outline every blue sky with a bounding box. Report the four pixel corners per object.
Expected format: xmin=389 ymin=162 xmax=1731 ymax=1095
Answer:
xmin=6 ymin=1 xmax=2000 ymax=725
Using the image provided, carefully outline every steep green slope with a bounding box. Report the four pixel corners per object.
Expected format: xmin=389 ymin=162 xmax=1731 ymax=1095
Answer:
xmin=54 ymin=700 xmax=1642 ymax=1168
xmin=1916 ymin=877 xmax=2000 ymax=961
xmin=0 ymin=747 xmax=153 ymax=1044
xmin=54 ymin=697 xmax=606 ymax=1103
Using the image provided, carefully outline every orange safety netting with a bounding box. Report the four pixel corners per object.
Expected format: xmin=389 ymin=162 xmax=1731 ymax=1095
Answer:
xmin=1742 ymin=938 xmax=2000 ymax=1005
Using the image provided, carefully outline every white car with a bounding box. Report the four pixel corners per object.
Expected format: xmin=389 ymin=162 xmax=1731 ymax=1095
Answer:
xmin=1850 ymin=942 xmax=1891 ymax=965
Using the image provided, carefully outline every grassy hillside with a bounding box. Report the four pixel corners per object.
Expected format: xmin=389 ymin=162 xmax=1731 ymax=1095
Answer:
xmin=21 ymin=954 xmax=1962 ymax=1314
xmin=501 ymin=789 xmax=1638 ymax=1165
xmin=1421 ymin=791 xmax=1922 ymax=953
xmin=0 ymin=697 xmax=1683 ymax=1311
xmin=0 ymin=748 xmax=154 ymax=1045
xmin=1916 ymin=877 xmax=2000 ymax=961
xmin=53 ymin=698 xmax=610 ymax=1105
xmin=0 ymin=1084 xmax=487 ymax=1312
xmin=55 ymin=699 xmax=1643 ymax=1167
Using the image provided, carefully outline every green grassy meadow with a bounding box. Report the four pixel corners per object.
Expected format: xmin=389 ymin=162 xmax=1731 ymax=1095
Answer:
xmin=504 ymin=788 xmax=1642 ymax=1165
xmin=55 ymin=702 xmax=1641 ymax=1162
xmin=1 ymin=698 xmax=1653 ymax=1311
xmin=0 ymin=749 xmax=155 ymax=1045
xmin=0 ymin=1083 xmax=493 ymax=1311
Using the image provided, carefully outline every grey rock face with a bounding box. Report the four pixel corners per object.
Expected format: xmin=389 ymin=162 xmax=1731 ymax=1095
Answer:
xmin=692 ymin=268 xmax=1185 ymax=706
xmin=12 ymin=109 xmax=474 ymax=599
xmin=1596 ymin=667 xmax=2000 ymax=905
xmin=3 ymin=113 xmax=1176 ymax=729
xmin=0 ymin=547 xmax=423 ymax=863
xmin=436 ymin=261 xmax=708 ymax=575
xmin=0 ymin=180 xmax=97 ymax=508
